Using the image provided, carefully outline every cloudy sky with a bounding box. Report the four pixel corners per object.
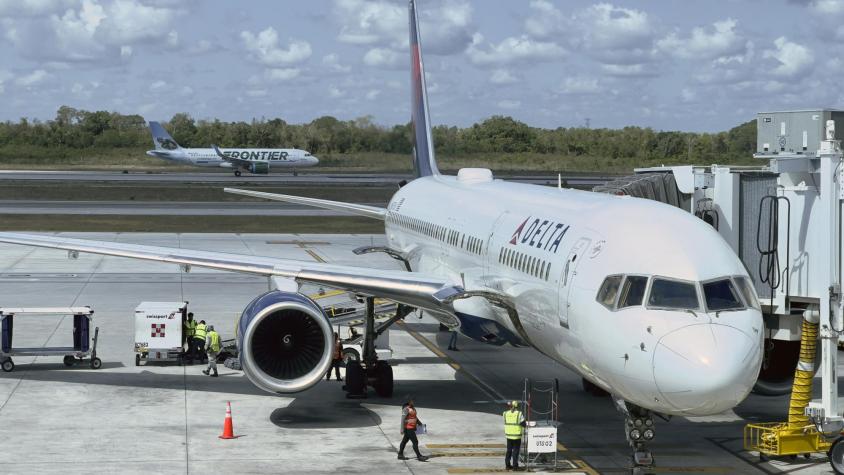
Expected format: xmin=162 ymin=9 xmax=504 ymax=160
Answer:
xmin=0 ymin=0 xmax=840 ymax=131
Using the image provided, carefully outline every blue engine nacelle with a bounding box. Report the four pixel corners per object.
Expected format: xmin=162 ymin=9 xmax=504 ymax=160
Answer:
xmin=249 ymin=161 xmax=270 ymax=174
xmin=237 ymin=291 xmax=334 ymax=393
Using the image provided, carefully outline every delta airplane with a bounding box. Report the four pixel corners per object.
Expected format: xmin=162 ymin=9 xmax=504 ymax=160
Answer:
xmin=0 ymin=0 xmax=762 ymax=467
xmin=146 ymin=121 xmax=319 ymax=176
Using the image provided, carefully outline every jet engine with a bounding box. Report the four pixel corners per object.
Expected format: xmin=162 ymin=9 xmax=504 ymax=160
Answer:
xmin=249 ymin=161 xmax=270 ymax=174
xmin=237 ymin=290 xmax=334 ymax=393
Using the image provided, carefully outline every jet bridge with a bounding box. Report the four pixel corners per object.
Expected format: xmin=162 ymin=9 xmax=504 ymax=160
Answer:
xmin=611 ymin=118 xmax=844 ymax=471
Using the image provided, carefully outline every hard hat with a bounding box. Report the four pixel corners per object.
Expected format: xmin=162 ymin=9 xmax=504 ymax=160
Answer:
xmin=511 ymin=400 xmax=519 ymax=408
xmin=208 ymin=325 xmax=214 ymax=331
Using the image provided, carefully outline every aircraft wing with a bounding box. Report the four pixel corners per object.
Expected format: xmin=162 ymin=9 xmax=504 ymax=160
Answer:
xmin=0 ymin=232 xmax=462 ymax=313
xmin=212 ymin=144 xmax=255 ymax=168
xmin=225 ymin=188 xmax=387 ymax=220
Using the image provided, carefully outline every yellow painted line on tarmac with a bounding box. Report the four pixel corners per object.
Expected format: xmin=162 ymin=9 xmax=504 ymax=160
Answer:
xmin=431 ymin=452 xmax=505 ymax=458
xmin=647 ymin=468 xmax=733 ymax=473
xmin=305 ymin=249 xmax=326 ymax=262
xmin=427 ymin=444 xmax=506 ymax=449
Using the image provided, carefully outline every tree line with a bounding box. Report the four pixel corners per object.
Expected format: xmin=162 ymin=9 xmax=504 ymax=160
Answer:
xmin=0 ymin=106 xmax=756 ymax=163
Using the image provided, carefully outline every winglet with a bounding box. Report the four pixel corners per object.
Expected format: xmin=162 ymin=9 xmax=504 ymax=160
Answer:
xmin=212 ymin=144 xmax=228 ymax=161
xmin=409 ymin=0 xmax=439 ymax=177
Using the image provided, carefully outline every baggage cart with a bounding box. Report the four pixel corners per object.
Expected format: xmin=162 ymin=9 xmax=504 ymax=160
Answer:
xmin=134 ymin=301 xmax=188 ymax=366
xmin=0 ymin=307 xmax=100 ymax=372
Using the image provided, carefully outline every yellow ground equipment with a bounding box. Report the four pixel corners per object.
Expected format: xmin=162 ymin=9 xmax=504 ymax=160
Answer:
xmin=744 ymin=319 xmax=833 ymax=458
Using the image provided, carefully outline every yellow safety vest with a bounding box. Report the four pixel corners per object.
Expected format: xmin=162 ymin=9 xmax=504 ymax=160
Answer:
xmin=194 ymin=323 xmax=207 ymax=340
xmin=184 ymin=319 xmax=196 ymax=338
xmin=208 ymin=331 xmax=221 ymax=353
xmin=503 ymin=410 xmax=524 ymax=439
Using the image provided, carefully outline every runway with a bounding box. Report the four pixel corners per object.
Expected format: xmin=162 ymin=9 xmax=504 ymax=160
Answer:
xmin=0 ymin=170 xmax=614 ymax=187
xmin=0 ymin=232 xmax=823 ymax=474
xmin=0 ymin=200 xmax=384 ymax=216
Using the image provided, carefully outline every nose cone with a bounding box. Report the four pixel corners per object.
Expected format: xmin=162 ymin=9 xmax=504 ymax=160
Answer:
xmin=653 ymin=323 xmax=761 ymax=416
xmin=310 ymin=156 xmax=319 ymax=165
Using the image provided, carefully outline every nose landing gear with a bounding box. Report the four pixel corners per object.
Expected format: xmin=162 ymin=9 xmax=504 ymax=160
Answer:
xmin=615 ymin=398 xmax=657 ymax=474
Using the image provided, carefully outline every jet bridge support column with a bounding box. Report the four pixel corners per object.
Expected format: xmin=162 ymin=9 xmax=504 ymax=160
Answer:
xmin=815 ymin=122 xmax=843 ymax=431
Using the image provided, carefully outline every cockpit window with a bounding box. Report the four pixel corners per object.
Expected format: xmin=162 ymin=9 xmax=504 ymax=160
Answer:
xmin=702 ymin=279 xmax=744 ymax=311
xmin=648 ymin=278 xmax=699 ymax=310
xmin=618 ymin=276 xmax=648 ymax=308
xmin=735 ymin=276 xmax=761 ymax=310
xmin=597 ymin=275 xmax=622 ymax=309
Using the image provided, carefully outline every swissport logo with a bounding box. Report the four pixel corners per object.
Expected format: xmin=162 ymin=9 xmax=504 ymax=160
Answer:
xmin=509 ymin=216 xmax=570 ymax=253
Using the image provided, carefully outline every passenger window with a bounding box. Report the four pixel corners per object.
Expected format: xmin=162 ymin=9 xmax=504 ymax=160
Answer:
xmin=618 ymin=276 xmax=648 ymax=308
xmin=648 ymin=278 xmax=699 ymax=310
xmin=597 ymin=275 xmax=622 ymax=309
xmin=703 ymin=279 xmax=744 ymax=311
xmin=735 ymin=276 xmax=761 ymax=310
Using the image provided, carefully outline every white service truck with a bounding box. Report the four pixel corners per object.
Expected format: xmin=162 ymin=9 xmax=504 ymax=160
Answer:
xmin=134 ymin=301 xmax=188 ymax=366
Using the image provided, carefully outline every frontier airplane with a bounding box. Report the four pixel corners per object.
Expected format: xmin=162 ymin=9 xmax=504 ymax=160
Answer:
xmin=0 ymin=0 xmax=762 ymax=468
xmin=146 ymin=121 xmax=319 ymax=176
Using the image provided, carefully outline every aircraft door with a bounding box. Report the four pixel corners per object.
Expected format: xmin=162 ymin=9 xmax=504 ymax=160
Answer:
xmin=558 ymin=237 xmax=591 ymax=328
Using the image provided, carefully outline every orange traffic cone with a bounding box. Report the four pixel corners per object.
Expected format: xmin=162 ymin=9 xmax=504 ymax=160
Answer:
xmin=219 ymin=401 xmax=237 ymax=439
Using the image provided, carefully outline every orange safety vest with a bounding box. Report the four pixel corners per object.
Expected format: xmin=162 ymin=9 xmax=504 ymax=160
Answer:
xmin=405 ymin=407 xmax=418 ymax=430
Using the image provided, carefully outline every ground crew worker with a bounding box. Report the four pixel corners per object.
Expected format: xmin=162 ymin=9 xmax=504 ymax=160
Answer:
xmin=447 ymin=328 xmax=459 ymax=351
xmin=326 ymin=332 xmax=343 ymax=381
xmin=504 ymin=400 xmax=526 ymax=470
xmin=193 ymin=320 xmax=207 ymax=363
xmin=183 ymin=312 xmax=196 ymax=361
xmin=202 ymin=325 xmax=221 ymax=377
xmin=398 ymin=397 xmax=428 ymax=461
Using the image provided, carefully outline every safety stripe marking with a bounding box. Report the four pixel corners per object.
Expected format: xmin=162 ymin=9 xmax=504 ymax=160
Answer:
xmin=305 ymin=249 xmax=326 ymax=262
xmin=427 ymin=444 xmax=505 ymax=449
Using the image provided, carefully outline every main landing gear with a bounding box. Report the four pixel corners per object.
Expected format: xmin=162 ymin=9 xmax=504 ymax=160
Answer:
xmin=615 ymin=398 xmax=657 ymax=475
xmin=344 ymin=297 xmax=413 ymax=399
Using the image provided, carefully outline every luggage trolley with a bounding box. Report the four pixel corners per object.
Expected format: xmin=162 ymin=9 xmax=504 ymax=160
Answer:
xmin=0 ymin=307 xmax=100 ymax=372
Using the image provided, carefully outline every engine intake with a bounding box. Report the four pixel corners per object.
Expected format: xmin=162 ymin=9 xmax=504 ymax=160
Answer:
xmin=237 ymin=291 xmax=333 ymax=393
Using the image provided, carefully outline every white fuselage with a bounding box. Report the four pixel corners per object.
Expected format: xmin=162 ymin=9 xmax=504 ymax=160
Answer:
xmin=146 ymin=148 xmax=318 ymax=169
xmin=384 ymin=174 xmax=763 ymax=417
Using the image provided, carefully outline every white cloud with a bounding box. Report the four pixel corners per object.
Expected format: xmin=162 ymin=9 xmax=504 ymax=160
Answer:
xmin=559 ymin=77 xmax=601 ymax=94
xmin=524 ymin=0 xmax=565 ymax=39
xmin=601 ymin=64 xmax=656 ymax=77
xmin=328 ymin=86 xmax=345 ymax=98
xmin=333 ymin=0 xmax=475 ymax=55
xmin=0 ymin=0 xmax=77 ymax=18
xmin=149 ymin=80 xmax=167 ymax=91
xmin=15 ymin=69 xmax=48 ymax=86
xmin=363 ymin=47 xmax=400 ymax=67
xmin=490 ymin=69 xmax=519 ymax=85
xmin=658 ymin=19 xmax=747 ymax=60
xmin=186 ymin=40 xmax=213 ymax=55
xmin=763 ymin=36 xmax=814 ymax=77
xmin=0 ymin=70 xmax=11 ymax=94
xmin=266 ymin=68 xmax=301 ymax=81
xmin=179 ymin=86 xmax=193 ymax=96
xmin=366 ymin=89 xmax=380 ymax=100
xmin=240 ymin=27 xmax=312 ymax=66
xmin=322 ymin=53 xmax=351 ymax=73
xmin=4 ymin=0 xmax=182 ymax=64
xmin=497 ymin=99 xmax=521 ymax=110
xmin=468 ymin=34 xmax=566 ymax=66
xmin=571 ymin=3 xmax=656 ymax=66
xmin=809 ymin=0 xmax=844 ymax=14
